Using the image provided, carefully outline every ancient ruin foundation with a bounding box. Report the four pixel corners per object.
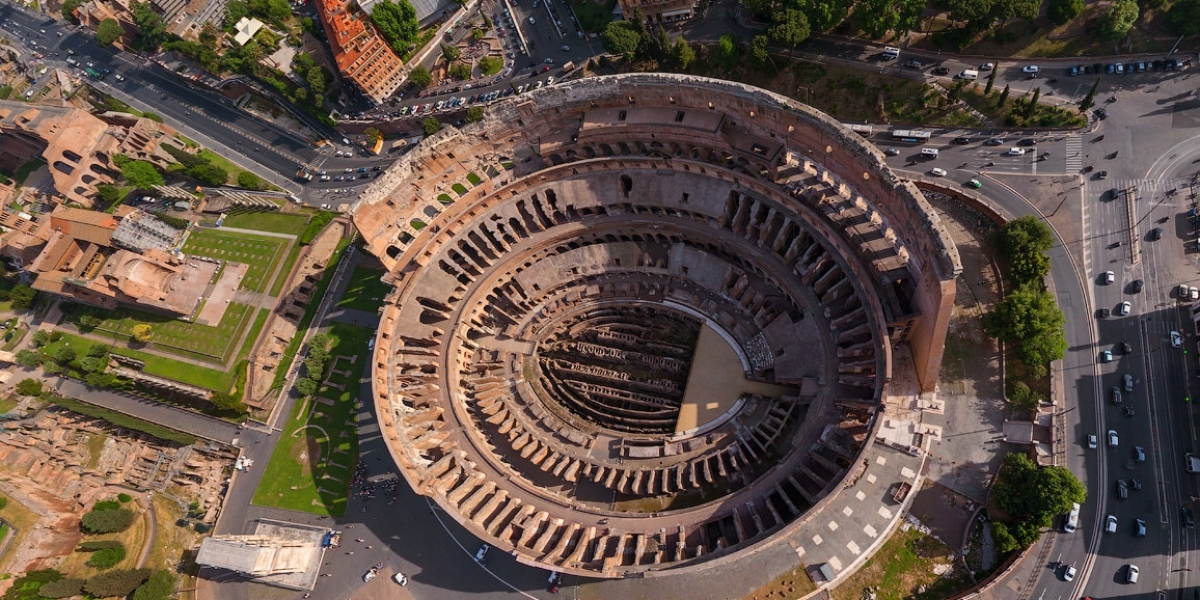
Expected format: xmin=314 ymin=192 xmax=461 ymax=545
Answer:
xmin=353 ymin=74 xmax=961 ymax=577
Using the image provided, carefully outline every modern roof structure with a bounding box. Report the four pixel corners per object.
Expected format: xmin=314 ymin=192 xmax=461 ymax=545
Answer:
xmin=356 ymin=0 xmax=453 ymax=26
xmin=353 ymin=74 xmax=961 ymax=578
xmin=195 ymin=519 xmax=328 ymax=591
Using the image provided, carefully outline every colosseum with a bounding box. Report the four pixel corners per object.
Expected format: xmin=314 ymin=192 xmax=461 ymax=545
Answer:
xmin=352 ymin=73 xmax=961 ymax=578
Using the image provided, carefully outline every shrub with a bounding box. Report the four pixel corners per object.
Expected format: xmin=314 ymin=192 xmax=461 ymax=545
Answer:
xmin=83 ymin=569 xmax=152 ymax=598
xmin=34 ymin=577 xmax=85 ymax=598
xmin=132 ymin=570 xmax=176 ymax=600
xmin=78 ymin=540 xmax=124 ymax=550
xmin=81 ymin=508 xmax=135 ymax=533
xmin=87 ymin=545 xmax=127 ymax=569
xmin=93 ymin=499 xmax=121 ymax=511
xmin=117 ymin=493 xmax=133 ymax=503
xmin=16 ymin=378 xmax=42 ymax=396
xmin=15 ymin=349 xmax=43 ymax=369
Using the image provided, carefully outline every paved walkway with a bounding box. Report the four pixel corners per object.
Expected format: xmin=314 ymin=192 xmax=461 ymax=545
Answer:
xmin=52 ymin=378 xmax=241 ymax=444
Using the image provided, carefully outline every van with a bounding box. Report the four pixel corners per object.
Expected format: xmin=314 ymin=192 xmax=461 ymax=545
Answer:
xmin=920 ymin=148 xmax=939 ymax=158
xmin=882 ymin=47 xmax=900 ymax=59
xmin=958 ymin=69 xmax=979 ymax=80
xmin=1063 ymin=502 xmax=1080 ymax=533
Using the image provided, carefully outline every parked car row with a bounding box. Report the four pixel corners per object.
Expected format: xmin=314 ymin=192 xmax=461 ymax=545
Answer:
xmin=1067 ymin=58 xmax=1185 ymax=76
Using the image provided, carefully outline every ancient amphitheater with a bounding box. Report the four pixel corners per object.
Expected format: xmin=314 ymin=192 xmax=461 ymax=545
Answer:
xmin=352 ymin=74 xmax=961 ymax=578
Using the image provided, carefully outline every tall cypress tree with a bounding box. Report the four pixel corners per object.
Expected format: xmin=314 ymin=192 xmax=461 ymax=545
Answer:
xmin=998 ymin=84 xmax=1011 ymax=108
xmin=1079 ymin=78 xmax=1100 ymax=111
xmin=985 ymin=67 xmax=998 ymax=95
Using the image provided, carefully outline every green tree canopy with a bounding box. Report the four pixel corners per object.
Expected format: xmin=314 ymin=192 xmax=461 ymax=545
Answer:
xmin=83 ymin=569 xmax=152 ymax=599
xmin=465 ymin=106 xmax=484 ymax=122
xmin=1047 ymin=0 xmax=1084 ymax=25
xmin=991 ymin=452 xmax=1085 ymax=546
xmin=768 ymin=9 xmax=810 ymax=49
xmin=601 ymin=20 xmax=642 ymax=59
xmin=751 ymin=35 xmax=772 ymax=68
xmin=996 ymin=215 xmax=1054 ymax=284
xmin=294 ymin=377 xmax=318 ymax=396
xmin=372 ymin=0 xmax=420 ymax=53
xmin=855 ymin=0 xmax=923 ymax=39
xmin=131 ymin=1 xmax=168 ymax=50
xmin=1094 ymin=0 xmax=1139 ymax=41
xmin=96 ymin=184 xmax=122 ymax=205
xmin=10 ymin=284 xmax=36 ymax=309
xmin=120 ymin=160 xmax=164 ymax=189
xmin=87 ymin=545 xmax=127 ymax=569
xmin=671 ymin=37 xmax=696 ymax=70
xmin=409 ymin=65 xmax=432 ymax=87
xmin=81 ymin=508 xmax=136 ymax=533
xmin=61 ymin=0 xmax=84 ymax=21
xmin=16 ymin=378 xmax=42 ymax=396
xmin=187 ymin=163 xmax=228 ymax=185
xmin=1165 ymin=0 xmax=1200 ymax=35
xmin=36 ymin=578 xmax=85 ymax=599
xmin=422 ymin=116 xmax=442 ymax=137
xmin=441 ymin=44 xmax=461 ymax=61
xmin=97 ymin=18 xmax=124 ymax=46
xmin=131 ymin=570 xmax=176 ymax=600
xmin=236 ymin=171 xmax=265 ymax=190
xmin=984 ymin=284 xmax=1067 ymax=375
xmin=15 ymin=349 xmax=43 ymax=369
xmin=716 ymin=34 xmax=740 ymax=69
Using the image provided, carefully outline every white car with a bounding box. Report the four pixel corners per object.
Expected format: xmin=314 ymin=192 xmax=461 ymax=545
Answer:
xmin=1172 ymin=331 xmax=1183 ymax=348
xmin=363 ymin=570 xmax=377 ymax=582
xmin=392 ymin=573 xmax=409 ymax=586
xmin=1106 ymin=515 xmax=1117 ymax=533
xmin=1118 ymin=301 xmax=1131 ymax=316
xmin=1103 ymin=270 xmax=1115 ymax=284
xmin=1088 ymin=434 xmax=1098 ymax=449
xmin=930 ymin=167 xmax=947 ymax=177
xmin=981 ymin=62 xmax=994 ymax=70
xmin=1063 ymin=565 xmax=1076 ymax=581
xmin=1007 ymin=147 xmax=1026 ymax=156
xmin=1022 ymin=65 xmax=1040 ymax=73
xmin=1191 ymin=286 xmax=1199 ymax=300
xmin=1108 ymin=429 xmax=1119 ymax=447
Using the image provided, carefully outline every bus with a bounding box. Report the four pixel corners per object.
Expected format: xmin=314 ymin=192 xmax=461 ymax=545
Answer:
xmin=891 ymin=129 xmax=932 ymax=143
xmin=843 ymin=123 xmax=873 ymax=137
xmin=85 ymin=68 xmax=106 ymax=80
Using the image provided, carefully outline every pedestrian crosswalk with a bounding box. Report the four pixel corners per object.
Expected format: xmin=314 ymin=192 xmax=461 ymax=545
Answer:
xmin=1065 ymin=137 xmax=1082 ymax=173
xmin=1087 ymin=177 xmax=1198 ymax=203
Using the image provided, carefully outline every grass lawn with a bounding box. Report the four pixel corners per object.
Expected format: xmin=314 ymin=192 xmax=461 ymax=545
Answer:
xmin=45 ymin=331 xmax=234 ymax=393
xmin=222 ymin=211 xmax=309 ymax=237
xmin=0 ymin=395 xmax=18 ymax=414
xmin=831 ymin=523 xmax=973 ymax=600
xmin=337 ymin=265 xmax=391 ymax=312
xmin=271 ymin=239 xmax=351 ymax=391
xmin=1 ymin=325 xmax=28 ymax=351
xmin=251 ymin=322 xmax=374 ymax=516
xmin=437 ymin=193 xmax=453 ymax=204
xmin=85 ymin=431 xmax=107 ymax=469
xmin=68 ymin=302 xmax=254 ymax=364
xmin=567 ymin=0 xmax=616 ymax=33
xmin=183 ymin=229 xmax=288 ymax=294
xmin=197 ymin=150 xmax=242 ymax=185
xmin=452 ymin=183 xmax=469 ymax=196
xmin=0 ymin=493 xmax=39 ymax=570
xmin=466 ymin=172 xmax=482 ymax=186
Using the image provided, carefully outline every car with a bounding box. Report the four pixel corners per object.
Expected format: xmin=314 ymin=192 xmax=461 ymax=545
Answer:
xmin=1063 ymin=565 xmax=1076 ymax=581
xmin=980 ymin=62 xmax=994 ymax=70
xmin=393 ymin=572 xmax=409 ymax=586
xmin=1135 ymin=519 xmax=1146 ymax=537
xmin=1103 ymin=270 xmax=1115 ymax=284
xmin=1098 ymin=307 xmax=1111 ymax=318
xmin=1108 ymin=430 xmax=1119 ymax=446
xmin=547 ymin=571 xmax=562 ymax=593
xmin=1172 ymin=331 xmax=1183 ymax=348
xmin=931 ymin=66 xmax=950 ymax=76
xmin=1180 ymin=284 xmax=1190 ymax=298
xmin=1088 ymin=434 xmax=1098 ymax=449
xmin=1131 ymin=279 xmax=1143 ymax=293
xmin=1191 ymin=286 xmax=1199 ymax=301
xmin=1068 ymin=65 xmax=1080 ymax=76
xmin=905 ymin=59 xmax=923 ymax=69
xmin=1064 ymin=502 xmax=1080 ymax=532
xmin=363 ymin=570 xmax=377 ymax=582
xmin=1127 ymin=564 xmax=1139 ymax=583
xmin=475 ymin=543 xmax=491 ymax=563
xmin=1022 ymin=65 xmax=1040 ymax=73
xmin=1134 ymin=446 xmax=1146 ymax=463
xmin=1117 ymin=479 xmax=1129 ymax=499
xmin=1106 ymin=515 xmax=1118 ymax=533
xmin=1119 ymin=341 xmax=1132 ymax=354
xmin=984 ymin=138 xmax=1004 ymax=146
xmin=372 ymin=165 xmax=381 ymax=171
xmin=561 ymin=45 xmax=570 ymax=51
xmin=1124 ymin=374 xmax=1134 ymax=391
xmin=885 ymin=148 xmax=900 ymax=156
xmin=966 ymin=179 xmax=982 ymax=189
xmin=1095 ymin=108 xmax=1109 ymax=119
xmin=547 ymin=76 xmax=555 ymax=85
xmin=952 ymin=137 xmax=972 ymax=145
xmin=344 ymin=167 xmax=353 ymax=173
xmin=1006 ymin=147 xmax=1026 ymax=156
xmin=1111 ymin=386 xmax=1122 ymax=404
xmin=1017 ymin=138 xmax=1037 ymax=146
xmin=1150 ymin=227 xmax=1163 ymax=240
xmin=930 ymin=168 xmax=947 ymax=177
xmin=1116 ymin=63 xmax=1125 ymax=74
xmin=1184 ymin=507 xmax=1196 ymax=528
xmin=544 ymin=57 xmax=555 ymax=64
xmin=1118 ymin=301 xmax=1131 ymax=316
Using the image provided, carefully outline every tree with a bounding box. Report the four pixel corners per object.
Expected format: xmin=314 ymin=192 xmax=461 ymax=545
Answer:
xmin=10 ymin=284 xmax=35 ymax=309
xmin=984 ymin=284 xmax=1067 ymax=375
xmin=237 ymin=171 xmax=265 ymax=190
xmin=996 ymin=215 xmax=1054 ymax=284
xmin=1165 ymin=0 xmax=1200 ymax=35
xmin=131 ymin=324 xmax=154 ymax=343
xmin=997 ymin=84 xmax=1010 ymax=108
xmin=32 ymin=330 xmax=49 ymax=347
xmin=985 ymin=66 xmax=997 ymax=94
xmin=120 ymin=160 xmax=164 ymax=189
xmin=1047 ymin=0 xmax=1083 ymax=25
xmin=767 ymin=9 xmax=809 ymax=50
xmin=16 ymin=379 xmax=43 ymax=396
xmin=306 ymin=67 xmax=326 ymax=97
xmin=364 ymin=128 xmax=383 ymax=145
xmin=97 ymin=184 xmax=122 ymax=205
xmin=422 ymin=116 xmax=443 ymax=137
xmin=601 ymin=20 xmax=642 ymax=60
xmin=83 ymin=569 xmax=152 ymax=599
xmin=1025 ymin=87 xmax=1041 ymax=118
xmin=81 ymin=508 xmax=136 ymax=533
xmin=97 ymin=18 xmax=123 ymax=46
xmin=61 ymin=0 xmax=84 ymax=22
xmin=441 ymin=44 xmax=461 ymax=61
xmin=448 ymin=62 xmax=471 ymax=80
xmin=750 ymin=35 xmax=773 ymax=69
xmin=188 ymin=163 xmax=228 ymax=185
xmin=1094 ymin=0 xmax=1139 ymax=42
xmin=803 ymin=0 xmax=852 ymax=30
xmin=409 ymin=65 xmax=432 ymax=87
xmin=79 ymin=314 xmax=102 ymax=329
xmin=16 ymin=349 xmax=43 ymax=369
xmin=855 ymin=0 xmax=923 ymax=39
xmin=36 ymin=578 xmax=86 ymax=599
xmin=371 ymin=0 xmax=420 ymax=53
xmin=465 ymin=106 xmax=484 ymax=122
xmin=87 ymin=545 xmax=127 ymax=569
xmin=295 ymin=377 xmax=318 ymax=396
xmin=211 ymin=391 xmax=246 ymax=412
xmin=80 ymin=356 xmax=105 ymax=373
xmin=1079 ymin=78 xmax=1099 ymax=111
xmin=671 ymin=37 xmax=696 ymax=70
xmin=991 ymin=522 xmax=1020 ymax=553
xmin=55 ymin=346 xmax=78 ymax=365
xmin=478 ymin=55 xmax=503 ymax=75
xmin=716 ymin=34 xmax=740 ymax=69
xmin=132 ymin=570 xmax=176 ymax=600
xmin=991 ymin=452 xmax=1085 ymax=546
xmin=131 ymin=1 xmax=168 ymax=50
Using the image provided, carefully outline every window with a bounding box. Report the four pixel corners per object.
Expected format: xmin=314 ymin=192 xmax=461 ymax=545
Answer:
xmin=675 ymin=111 xmax=684 ymax=123
xmin=618 ymin=110 xmax=627 ymax=121
xmin=681 ymin=192 xmax=689 ymax=203
xmin=620 ymin=174 xmax=632 ymax=198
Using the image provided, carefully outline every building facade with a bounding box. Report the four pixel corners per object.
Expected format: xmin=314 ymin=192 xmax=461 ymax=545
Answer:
xmin=315 ymin=0 xmax=406 ymax=104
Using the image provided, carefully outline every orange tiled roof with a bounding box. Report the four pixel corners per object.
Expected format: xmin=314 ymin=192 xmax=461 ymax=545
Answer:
xmin=316 ymin=0 xmax=405 ymax=102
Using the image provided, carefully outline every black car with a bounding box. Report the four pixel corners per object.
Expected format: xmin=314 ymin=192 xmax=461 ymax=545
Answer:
xmin=1083 ymin=65 xmax=1094 ymax=74
xmin=1119 ymin=341 xmax=1133 ymax=354
xmin=905 ymin=59 xmax=923 ymax=69
xmin=1131 ymin=279 xmax=1144 ymax=293
xmin=885 ymin=148 xmax=901 ymax=156
xmin=931 ymin=66 xmax=950 ymax=76
xmin=1124 ymin=406 xmax=1135 ymax=417
xmin=952 ymin=137 xmax=972 ymax=145
xmin=1018 ymin=138 xmax=1037 ymax=146
xmin=1098 ymin=171 xmax=1108 ymax=180
xmin=1150 ymin=227 xmax=1163 ymax=241
xmin=984 ymin=138 xmax=1004 ymax=146
xmin=1099 ymin=307 xmax=1111 ymax=318
xmin=1152 ymin=59 xmax=1164 ymax=70
xmin=1183 ymin=507 xmax=1195 ymax=528
xmin=1110 ymin=188 xmax=1120 ymax=199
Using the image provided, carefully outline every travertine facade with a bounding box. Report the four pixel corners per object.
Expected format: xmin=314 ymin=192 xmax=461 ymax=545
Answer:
xmin=354 ymin=74 xmax=960 ymax=577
